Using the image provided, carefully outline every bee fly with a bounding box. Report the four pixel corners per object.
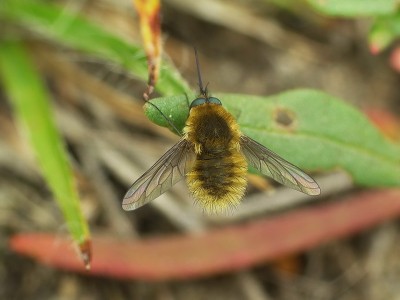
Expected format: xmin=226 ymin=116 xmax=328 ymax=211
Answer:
xmin=123 ymin=50 xmax=320 ymax=214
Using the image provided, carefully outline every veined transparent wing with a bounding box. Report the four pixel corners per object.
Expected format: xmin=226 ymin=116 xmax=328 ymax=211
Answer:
xmin=122 ymin=139 xmax=194 ymax=211
xmin=240 ymin=135 xmax=320 ymax=195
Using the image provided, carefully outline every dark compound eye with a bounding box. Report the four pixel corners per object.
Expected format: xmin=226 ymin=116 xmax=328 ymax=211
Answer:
xmin=190 ymin=97 xmax=207 ymax=109
xmin=208 ymin=97 xmax=222 ymax=105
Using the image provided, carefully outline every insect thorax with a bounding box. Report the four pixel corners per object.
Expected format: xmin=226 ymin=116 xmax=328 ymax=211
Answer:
xmin=184 ymin=103 xmax=241 ymax=154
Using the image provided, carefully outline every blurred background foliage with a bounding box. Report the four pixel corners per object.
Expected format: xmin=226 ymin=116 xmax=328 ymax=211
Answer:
xmin=1 ymin=0 xmax=400 ymax=299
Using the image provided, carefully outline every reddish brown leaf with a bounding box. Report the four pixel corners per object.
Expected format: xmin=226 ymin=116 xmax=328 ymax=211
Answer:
xmin=10 ymin=189 xmax=400 ymax=280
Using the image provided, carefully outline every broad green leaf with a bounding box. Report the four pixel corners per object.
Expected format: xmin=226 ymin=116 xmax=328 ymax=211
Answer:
xmin=0 ymin=41 xmax=90 ymax=248
xmin=145 ymin=93 xmax=194 ymax=133
xmin=307 ymin=0 xmax=398 ymax=17
xmin=145 ymin=90 xmax=400 ymax=188
xmin=0 ymin=0 xmax=190 ymax=95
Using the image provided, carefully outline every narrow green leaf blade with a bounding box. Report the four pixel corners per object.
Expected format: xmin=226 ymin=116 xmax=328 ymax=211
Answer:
xmin=145 ymin=90 xmax=400 ymax=188
xmin=0 ymin=41 xmax=90 ymax=250
xmin=0 ymin=0 xmax=190 ymax=95
xmin=307 ymin=0 xmax=398 ymax=17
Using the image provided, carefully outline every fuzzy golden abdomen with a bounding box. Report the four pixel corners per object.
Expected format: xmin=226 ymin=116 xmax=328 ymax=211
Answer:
xmin=186 ymin=149 xmax=248 ymax=214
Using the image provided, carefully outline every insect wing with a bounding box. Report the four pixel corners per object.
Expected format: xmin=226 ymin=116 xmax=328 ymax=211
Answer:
xmin=122 ymin=139 xmax=194 ymax=211
xmin=240 ymin=135 xmax=320 ymax=195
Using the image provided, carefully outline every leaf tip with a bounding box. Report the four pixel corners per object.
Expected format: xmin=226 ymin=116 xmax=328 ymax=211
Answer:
xmin=79 ymin=239 xmax=92 ymax=271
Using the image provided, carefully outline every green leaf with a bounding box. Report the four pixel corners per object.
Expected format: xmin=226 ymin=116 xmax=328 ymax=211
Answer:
xmin=146 ymin=90 xmax=400 ymax=188
xmin=0 ymin=41 xmax=90 ymax=246
xmin=144 ymin=94 xmax=194 ymax=134
xmin=369 ymin=12 xmax=400 ymax=52
xmin=0 ymin=0 xmax=191 ymax=96
xmin=307 ymin=0 xmax=398 ymax=17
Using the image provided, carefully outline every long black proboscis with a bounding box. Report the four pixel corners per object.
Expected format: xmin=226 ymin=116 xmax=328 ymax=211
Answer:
xmin=194 ymin=48 xmax=206 ymax=96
